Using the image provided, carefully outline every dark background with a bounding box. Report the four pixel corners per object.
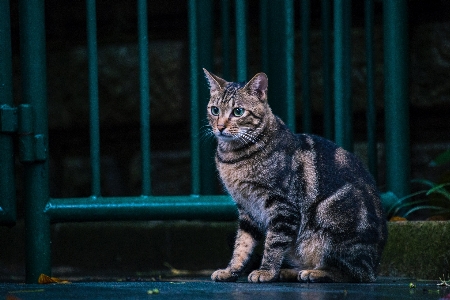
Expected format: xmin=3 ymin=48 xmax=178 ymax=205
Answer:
xmin=6 ymin=0 xmax=450 ymax=201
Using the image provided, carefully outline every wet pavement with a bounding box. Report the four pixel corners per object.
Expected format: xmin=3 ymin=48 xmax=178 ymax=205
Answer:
xmin=1 ymin=278 xmax=450 ymax=300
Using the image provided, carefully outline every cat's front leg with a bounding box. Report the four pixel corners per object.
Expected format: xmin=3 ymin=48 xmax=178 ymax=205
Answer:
xmin=212 ymin=217 xmax=261 ymax=282
xmin=248 ymin=205 xmax=298 ymax=283
xmin=248 ymin=230 xmax=291 ymax=283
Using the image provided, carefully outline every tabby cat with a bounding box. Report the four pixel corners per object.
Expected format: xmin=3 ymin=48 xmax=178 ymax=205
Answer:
xmin=203 ymin=69 xmax=387 ymax=283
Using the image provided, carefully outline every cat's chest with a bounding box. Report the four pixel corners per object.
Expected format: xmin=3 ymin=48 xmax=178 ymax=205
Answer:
xmin=216 ymin=154 xmax=292 ymax=225
xmin=217 ymin=156 xmax=282 ymax=190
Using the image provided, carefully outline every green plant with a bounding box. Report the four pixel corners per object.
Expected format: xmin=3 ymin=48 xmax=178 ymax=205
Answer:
xmin=429 ymin=149 xmax=450 ymax=167
xmin=381 ymin=150 xmax=450 ymax=220
xmin=381 ymin=181 xmax=450 ymax=220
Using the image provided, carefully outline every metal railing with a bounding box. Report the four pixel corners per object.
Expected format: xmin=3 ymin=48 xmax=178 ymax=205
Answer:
xmin=0 ymin=0 xmax=410 ymax=283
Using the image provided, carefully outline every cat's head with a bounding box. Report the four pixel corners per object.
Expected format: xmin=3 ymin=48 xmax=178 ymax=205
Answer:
xmin=203 ymin=68 xmax=271 ymax=145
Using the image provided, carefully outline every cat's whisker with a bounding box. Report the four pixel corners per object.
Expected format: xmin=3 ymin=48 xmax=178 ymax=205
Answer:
xmin=199 ymin=127 xmax=217 ymax=147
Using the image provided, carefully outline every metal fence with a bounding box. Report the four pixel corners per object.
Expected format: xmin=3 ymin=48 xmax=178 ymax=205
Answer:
xmin=0 ymin=0 xmax=410 ymax=283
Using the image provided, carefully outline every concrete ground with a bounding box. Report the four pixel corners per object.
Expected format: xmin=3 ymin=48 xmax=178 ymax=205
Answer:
xmin=1 ymin=277 xmax=449 ymax=300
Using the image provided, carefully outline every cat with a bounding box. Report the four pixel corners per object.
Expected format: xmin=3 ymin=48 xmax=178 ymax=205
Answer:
xmin=203 ymin=68 xmax=388 ymax=283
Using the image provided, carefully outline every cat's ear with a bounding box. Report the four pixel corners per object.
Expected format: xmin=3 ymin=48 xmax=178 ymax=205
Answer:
xmin=244 ymin=73 xmax=268 ymax=101
xmin=203 ymin=68 xmax=228 ymax=96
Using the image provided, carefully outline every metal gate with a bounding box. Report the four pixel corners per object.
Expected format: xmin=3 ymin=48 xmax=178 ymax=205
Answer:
xmin=0 ymin=0 xmax=410 ymax=283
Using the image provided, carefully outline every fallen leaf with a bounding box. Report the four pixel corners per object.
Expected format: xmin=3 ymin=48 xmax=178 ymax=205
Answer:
xmin=427 ymin=215 xmax=448 ymax=221
xmin=390 ymin=216 xmax=407 ymax=222
xmin=38 ymin=274 xmax=71 ymax=284
xmin=147 ymin=289 xmax=160 ymax=295
xmin=163 ymin=263 xmax=190 ymax=276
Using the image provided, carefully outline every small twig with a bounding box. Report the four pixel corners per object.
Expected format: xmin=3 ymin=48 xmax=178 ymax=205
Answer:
xmin=437 ymin=274 xmax=450 ymax=287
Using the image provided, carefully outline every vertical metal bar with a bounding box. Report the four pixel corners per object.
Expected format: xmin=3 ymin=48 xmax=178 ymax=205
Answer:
xmin=0 ymin=1 xmax=12 ymax=105
xmin=321 ymin=0 xmax=333 ymax=140
xmin=383 ymin=0 xmax=410 ymax=197
xmin=235 ymin=0 xmax=247 ymax=82
xmin=284 ymin=0 xmax=295 ymax=131
xmin=260 ymin=0 xmax=269 ymax=73
xmin=266 ymin=0 xmax=295 ymax=131
xmin=87 ymin=0 xmax=101 ymax=197
xmin=138 ymin=0 xmax=151 ymax=196
xmin=301 ymin=0 xmax=311 ymax=133
xmin=19 ymin=0 xmax=51 ymax=282
xmin=343 ymin=3 xmax=352 ymax=150
xmin=190 ymin=0 xmax=216 ymax=195
xmin=196 ymin=0 xmax=216 ymax=195
xmin=365 ymin=0 xmax=377 ymax=181
xmin=221 ymin=0 xmax=231 ymax=80
xmin=189 ymin=0 xmax=200 ymax=195
xmin=0 ymin=0 xmax=17 ymax=225
xmin=333 ymin=0 xmax=353 ymax=151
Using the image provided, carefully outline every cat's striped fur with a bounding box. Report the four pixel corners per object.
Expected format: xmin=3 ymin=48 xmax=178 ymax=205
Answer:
xmin=204 ymin=69 xmax=387 ymax=283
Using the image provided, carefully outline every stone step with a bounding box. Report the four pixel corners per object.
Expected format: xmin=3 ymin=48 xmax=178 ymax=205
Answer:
xmin=1 ymin=220 xmax=449 ymax=281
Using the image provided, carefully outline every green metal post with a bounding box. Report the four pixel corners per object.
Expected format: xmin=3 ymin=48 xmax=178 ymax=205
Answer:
xmin=365 ymin=0 xmax=378 ymax=181
xmin=285 ymin=0 xmax=295 ymax=132
xmin=235 ymin=0 xmax=247 ymax=82
xmin=19 ymin=0 xmax=51 ymax=282
xmin=321 ymin=0 xmax=333 ymax=140
xmin=333 ymin=0 xmax=353 ymax=151
xmin=383 ymin=0 xmax=410 ymax=197
xmin=188 ymin=0 xmax=200 ymax=195
xmin=260 ymin=0 xmax=269 ymax=73
xmin=301 ymin=0 xmax=311 ymax=133
xmin=87 ymin=0 xmax=101 ymax=197
xmin=138 ymin=0 xmax=151 ymax=196
xmin=221 ymin=0 xmax=231 ymax=80
xmin=197 ymin=0 xmax=216 ymax=194
xmin=189 ymin=0 xmax=216 ymax=195
xmin=266 ymin=0 xmax=295 ymax=131
xmin=0 ymin=0 xmax=17 ymax=225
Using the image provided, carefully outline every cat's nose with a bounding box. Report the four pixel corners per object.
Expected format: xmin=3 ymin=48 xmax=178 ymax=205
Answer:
xmin=217 ymin=124 xmax=225 ymax=133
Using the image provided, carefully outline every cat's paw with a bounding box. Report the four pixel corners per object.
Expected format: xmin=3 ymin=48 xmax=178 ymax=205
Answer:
xmin=211 ymin=269 xmax=239 ymax=282
xmin=248 ymin=269 xmax=278 ymax=283
xmin=298 ymin=270 xmax=335 ymax=283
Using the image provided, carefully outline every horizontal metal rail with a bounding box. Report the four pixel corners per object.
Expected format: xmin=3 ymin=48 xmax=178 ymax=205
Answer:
xmin=45 ymin=196 xmax=237 ymax=223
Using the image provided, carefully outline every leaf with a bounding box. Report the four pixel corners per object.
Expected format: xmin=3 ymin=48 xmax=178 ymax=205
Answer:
xmin=147 ymin=289 xmax=160 ymax=295
xmin=38 ymin=274 xmax=71 ymax=284
xmin=411 ymin=179 xmax=437 ymax=188
xmin=163 ymin=263 xmax=190 ymax=276
xmin=386 ymin=191 xmax=428 ymax=216
xmin=389 ymin=216 xmax=407 ymax=222
xmin=403 ymin=206 xmax=450 ymax=219
xmin=426 ymin=183 xmax=450 ymax=199
xmin=429 ymin=149 xmax=450 ymax=166
xmin=390 ymin=198 xmax=432 ymax=217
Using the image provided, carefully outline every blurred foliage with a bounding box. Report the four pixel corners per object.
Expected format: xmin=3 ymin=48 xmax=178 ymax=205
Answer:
xmin=381 ymin=150 xmax=450 ymax=221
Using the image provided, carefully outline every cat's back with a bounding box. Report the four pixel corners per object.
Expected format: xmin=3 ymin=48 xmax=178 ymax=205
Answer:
xmin=293 ymin=133 xmax=377 ymax=194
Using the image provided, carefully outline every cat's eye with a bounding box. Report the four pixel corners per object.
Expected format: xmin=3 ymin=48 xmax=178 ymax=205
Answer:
xmin=210 ymin=106 xmax=220 ymax=116
xmin=232 ymin=107 xmax=245 ymax=117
